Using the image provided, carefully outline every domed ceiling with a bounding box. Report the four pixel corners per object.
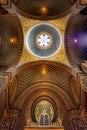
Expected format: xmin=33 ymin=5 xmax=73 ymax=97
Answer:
xmin=11 ymin=0 xmax=77 ymax=20
xmin=19 ymin=16 xmax=69 ymax=65
xmin=65 ymin=10 xmax=87 ymax=68
xmin=26 ymin=23 xmax=62 ymax=58
xmin=0 ymin=13 xmax=23 ymax=67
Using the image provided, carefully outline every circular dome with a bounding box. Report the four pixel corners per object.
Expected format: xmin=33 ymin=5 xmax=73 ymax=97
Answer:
xmin=26 ymin=23 xmax=62 ymax=58
xmin=0 ymin=14 xmax=23 ymax=67
xmin=65 ymin=11 xmax=87 ymax=67
xmin=11 ymin=0 xmax=77 ymax=20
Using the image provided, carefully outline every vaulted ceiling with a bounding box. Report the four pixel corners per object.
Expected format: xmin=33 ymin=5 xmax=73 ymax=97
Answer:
xmin=9 ymin=61 xmax=81 ymax=110
xmin=11 ymin=0 xmax=77 ymax=20
xmin=65 ymin=12 xmax=87 ymax=68
xmin=0 ymin=1 xmax=87 ymax=129
xmin=0 ymin=13 xmax=23 ymax=67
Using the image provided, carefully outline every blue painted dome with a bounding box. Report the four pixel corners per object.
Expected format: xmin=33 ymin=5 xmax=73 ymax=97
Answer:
xmin=26 ymin=23 xmax=62 ymax=58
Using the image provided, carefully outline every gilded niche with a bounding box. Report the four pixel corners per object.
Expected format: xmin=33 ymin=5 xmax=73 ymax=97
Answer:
xmin=35 ymin=100 xmax=54 ymax=124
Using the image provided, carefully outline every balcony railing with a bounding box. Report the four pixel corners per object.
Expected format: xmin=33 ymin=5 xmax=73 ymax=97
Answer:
xmin=26 ymin=122 xmax=63 ymax=128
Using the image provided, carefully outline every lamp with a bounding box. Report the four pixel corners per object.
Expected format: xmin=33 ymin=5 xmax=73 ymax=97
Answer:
xmin=9 ymin=37 xmax=17 ymax=45
xmin=40 ymin=7 xmax=48 ymax=15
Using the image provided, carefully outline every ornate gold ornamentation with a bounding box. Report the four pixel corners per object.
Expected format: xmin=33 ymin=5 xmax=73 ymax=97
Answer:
xmin=35 ymin=100 xmax=54 ymax=123
xmin=19 ymin=16 xmax=69 ymax=66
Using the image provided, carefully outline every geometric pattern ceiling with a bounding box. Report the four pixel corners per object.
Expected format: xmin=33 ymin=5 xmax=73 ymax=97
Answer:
xmin=65 ymin=12 xmax=87 ymax=67
xmin=11 ymin=0 xmax=77 ymax=20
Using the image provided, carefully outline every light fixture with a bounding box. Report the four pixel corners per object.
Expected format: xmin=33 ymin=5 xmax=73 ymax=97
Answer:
xmin=40 ymin=7 xmax=48 ymax=15
xmin=74 ymin=39 xmax=78 ymax=43
xmin=41 ymin=66 xmax=47 ymax=75
xmin=9 ymin=37 xmax=17 ymax=45
xmin=42 ymin=70 xmax=46 ymax=74
xmin=0 ymin=3 xmax=8 ymax=15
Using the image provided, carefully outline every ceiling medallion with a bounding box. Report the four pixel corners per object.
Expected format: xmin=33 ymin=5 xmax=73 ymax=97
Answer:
xmin=35 ymin=32 xmax=53 ymax=50
xmin=25 ymin=22 xmax=62 ymax=59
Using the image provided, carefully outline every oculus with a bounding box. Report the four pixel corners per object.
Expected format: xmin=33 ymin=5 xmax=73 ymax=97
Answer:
xmin=35 ymin=32 xmax=53 ymax=50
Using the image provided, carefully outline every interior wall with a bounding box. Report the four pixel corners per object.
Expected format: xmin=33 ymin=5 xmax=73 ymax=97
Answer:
xmin=0 ymin=88 xmax=8 ymax=120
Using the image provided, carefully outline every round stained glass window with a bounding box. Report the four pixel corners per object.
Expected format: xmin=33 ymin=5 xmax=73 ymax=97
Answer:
xmin=35 ymin=32 xmax=53 ymax=50
xmin=26 ymin=22 xmax=62 ymax=58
